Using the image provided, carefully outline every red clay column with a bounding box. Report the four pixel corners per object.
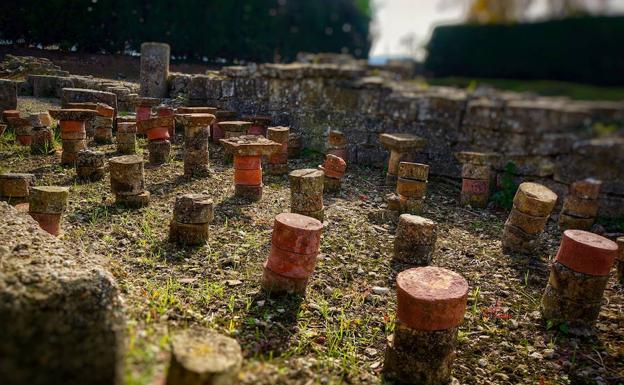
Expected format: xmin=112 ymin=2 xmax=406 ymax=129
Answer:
xmin=169 ymin=193 xmax=214 ymax=246
xmin=211 ymin=110 xmax=236 ymax=144
xmin=267 ymin=126 xmax=290 ymax=175
xmin=383 ymin=267 xmax=468 ymax=384
xmin=49 ymin=109 xmax=97 ymax=166
xmin=455 ymin=151 xmax=499 ymax=208
xmin=558 ymin=178 xmax=602 ymax=231
xmin=319 ymin=154 xmax=346 ymax=193
xmin=221 ymin=135 xmax=282 ymax=201
xmin=262 ymin=213 xmax=323 ymax=295
xmin=541 ymin=230 xmax=617 ymax=335
xmin=379 ymin=133 xmax=426 ymax=185
xmin=327 ymin=130 xmax=347 ymax=162
xmin=396 ymin=162 xmax=428 ymax=214
xmin=289 ymin=168 xmax=325 ymax=221
xmin=116 ymin=122 xmax=137 ymax=154
xmin=94 ymin=103 xmax=115 ymax=144
xmin=137 ymin=115 xmax=173 ymax=165
xmin=135 ymin=97 xmax=160 ymax=124
xmin=502 ymin=182 xmax=558 ymax=253
xmin=28 ymin=186 xmax=69 ymax=236
xmin=176 ymin=113 xmax=216 ymax=177
xmin=0 ymin=172 xmax=36 ymax=205
xmin=109 ymin=155 xmax=149 ymax=208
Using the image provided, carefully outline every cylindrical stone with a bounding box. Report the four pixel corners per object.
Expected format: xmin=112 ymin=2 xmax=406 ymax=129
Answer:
xmin=267 ymin=126 xmax=289 ymax=175
xmin=116 ymin=122 xmax=137 ymax=154
xmin=501 ymin=222 xmax=539 ymax=254
xmin=165 ymin=328 xmax=242 ymax=385
xmin=324 ymin=175 xmax=341 ymax=193
xmin=183 ymin=122 xmax=210 ymax=177
xmin=212 ymin=110 xmax=237 ymax=143
xmin=288 ymin=133 xmax=302 ymax=158
xmin=460 ymin=178 xmax=490 ymax=208
xmin=243 ymin=115 xmax=271 ymax=136
xmin=561 ymin=196 xmax=599 ymax=219
xmin=383 ymin=267 xmax=468 ymax=385
xmin=569 ymin=178 xmax=602 ymax=200
xmin=61 ymin=139 xmax=87 ymax=166
xmin=507 ymin=206 xmax=549 ymax=234
xmin=109 ymin=155 xmax=145 ymax=195
xmin=233 ymin=155 xmax=262 ymax=201
xmin=148 ymin=139 xmax=171 ymax=165
xmin=320 ymin=154 xmax=346 ymax=179
xmin=461 ymin=163 xmax=492 ymax=180
xmin=29 ymin=212 xmax=62 ymax=236
xmin=557 ymin=213 xmax=595 ymax=231
xmin=394 ymin=214 xmax=437 ymax=265
xmin=513 ymin=182 xmax=558 ymax=217
xmin=76 ymin=149 xmax=106 ymax=181
xmin=173 ymin=194 xmax=214 ymax=224
xmin=140 ymin=42 xmax=170 ymax=98
xmin=115 ymin=191 xmax=150 ymax=209
xmin=396 ymin=178 xmax=427 ymax=200
xmin=398 ymin=162 xmax=429 ymax=182
xmin=30 ymin=126 xmax=54 ymax=155
xmin=29 ymin=186 xmax=69 ymax=215
xmin=399 ymin=195 xmax=424 ymax=215
xmin=541 ymin=230 xmax=617 ymax=334
xmin=290 ymin=169 xmax=325 ymax=220
xmin=169 ymin=221 xmax=209 ymax=246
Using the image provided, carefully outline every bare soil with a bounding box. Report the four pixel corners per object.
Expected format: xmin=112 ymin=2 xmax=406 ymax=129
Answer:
xmin=1 ymin=96 xmax=622 ymax=385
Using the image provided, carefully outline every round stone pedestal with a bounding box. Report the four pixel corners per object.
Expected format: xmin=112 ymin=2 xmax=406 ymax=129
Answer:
xmin=290 ymin=169 xmax=324 ymax=221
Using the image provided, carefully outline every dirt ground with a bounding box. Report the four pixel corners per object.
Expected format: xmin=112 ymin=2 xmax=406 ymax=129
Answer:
xmin=1 ymin=97 xmax=623 ymax=385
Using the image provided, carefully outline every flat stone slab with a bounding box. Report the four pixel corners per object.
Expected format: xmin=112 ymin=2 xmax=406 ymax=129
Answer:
xmin=455 ymin=151 xmax=500 ymax=166
xmin=220 ymin=135 xmax=282 ymax=156
xmin=219 ymin=121 xmax=252 ymax=132
xmin=242 ymin=115 xmax=272 ymax=124
xmin=379 ymin=133 xmax=426 ymax=151
xmin=0 ymin=202 xmax=126 ymax=385
xmin=175 ymin=113 xmax=216 ymax=127
xmin=49 ymin=108 xmax=97 ymax=121
xmin=135 ymin=97 xmax=161 ymax=107
xmin=136 ymin=116 xmax=174 ymax=131
xmin=177 ymin=106 xmax=217 ymax=114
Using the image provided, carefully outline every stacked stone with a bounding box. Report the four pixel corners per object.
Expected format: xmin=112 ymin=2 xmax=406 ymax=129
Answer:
xmin=558 ymin=178 xmax=602 ymax=231
xmin=502 ymin=182 xmax=558 ymax=253
xmin=0 ymin=173 xmax=35 ymax=205
xmin=28 ymin=113 xmax=54 ymax=155
xmin=212 ymin=110 xmax=236 ymax=143
xmin=49 ymin=109 xmax=97 ymax=165
xmin=262 ymin=213 xmax=323 ymax=295
xmin=116 ymin=122 xmax=137 ymax=154
xmin=220 ymin=121 xmax=251 ymax=140
xmin=288 ymin=132 xmax=302 ymax=158
xmin=8 ymin=116 xmax=32 ymax=146
xmin=221 ymin=135 xmax=282 ymax=201
xmin=94 ymin=103 xmax=115 ymax=144
xmin=394 ymin=214 xmax=437 ymax=265
xmin=243 ymin=115 xmax=272 ymax=136
xmin=396 ymin=162 xmax=429 ymax=215
xmin=541 ymin=230 xmax=618 ymax=335
xmin=176 ymin=114 xmax=215 ymax=177
xmin=165 ymin=328 xmax=242 ymax=385
xmin=175 ymin=106 xmax=217 ymax=142
xmin=456 ymin=151 xmax=499 ymax=208
xmin=327 ymin=130 xmax=348 ymax=162
xmin=155 ymin=105 xmax=175 ymax=140
xmin=380 ymin=133 xmax=427 ymax=185
xmin=28 ymin=186 xmax=69 ymax=236
xmin=169 ymin=193 xmax=214 ymax=246
xmin=109 ymin=155 xmax=150 ymax=208
xmin=65 ymin=102 xmax=98 ymax=137
xmin=76 ymin=149 xmax=106 ymax=181
xmin=135 ymin=97 xmax=160 ymax=124
xmin=137 ymin=116 xmax=173 ymax=165
xmin=267 ymin=126 xmax=290 ymax=175
xmin=383 ymin=267 xmax=468 ymax=385
xmin=319 ymin=154 xmax=347 ymax=193
xmin=289 ymin=169 xmax=325 ymax=221
xmin=617 ymin=237 xmax=624 ymax=285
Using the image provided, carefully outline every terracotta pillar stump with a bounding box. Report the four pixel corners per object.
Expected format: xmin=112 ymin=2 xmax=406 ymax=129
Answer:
xmin=243 ymin=115 xmax=272 ymax=137
xmin=267 ymin=126 xmax=290 ymax=175
xmin=109 ymin=155 xmax=149 ymax=208
xmin=221 ymin=135 xmax=282 ymax=201
xmin=394 ymin=214 xmax=437 ymax=265
xmin=455 ymin=151 xmax=499 ymax=208
xmin=176 ymin=113 xmax=216 ymax=177
xmin=327 ymin=130 xmax=348 ymax=162
xmin=0 ymin=172 xmax=36 ymax=205
xmin=76 ymin=149 xmax=106 ymax=181
xmin=211 ymin=110 xmax=236 ymax=144
xmin=319 ymin=154 xmax=347 ymax=194
xmin=395 ymin=162 xmax=429 ymax=215
xmin=49 ymin=109 xmax=97 ymax=166
xmin=558 ymin=178 xmax=602 ymax=231
xmin=383 ymin=267 xmax=468 ymax=385
xmin=262 ymin=213 xmax=323 ymax=295
xmin=379 ymin=133 xmax=426 ymax=185
xmin=116 ymin=122 xmax=137 ymax=154
xmin=135 ymin=97 xmax=160 ymax=124
xmin=289 ymin=168 xmax=325 ymax=221
xmin=541 ymin=230 xmax=617 ymax=335
xmin=156 ymin=105 xmax=175 ymax=140
xmin=28 ymin=186 xmax=69 ymax=236
xmin=165 ymin=328 xmax=242 ymax=385
xmin=502 ymin=182 xmax=557 ymax=254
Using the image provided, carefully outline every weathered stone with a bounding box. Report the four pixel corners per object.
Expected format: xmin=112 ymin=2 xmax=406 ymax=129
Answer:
xmin=557 ymin=213 xmax=595 ymax=231
xmin=289 ymin=169 xmax=325 ymax=194
xmin=49 ymin=108 xmax=97 ymax=122
xmin=324 ymin=175 xmax=341 ymax=193
xmin=398 ymin=162 xmax=429 ymax=181
xmin=513 ymin=182 xmax=558 ymax=217
xmin=0 ymin=202 xmax=126 ymax=385
xmin=30 ymin=126 xmax=54 ymax=155
xmin=140 ymin=42 xmax=170 ymax=98
xmin=0 ymin=79 xmax=17 ymax=112
xmin=115 ymin=191 xmax=150 ymax=208
xmin=502 ymin=222 xmax=539 ymax=254
xmin=507 ymin=206 xmax=549 ymax=234
xmin=221 ymin=135 xmax=281 ymax=157
xmin=394 ymin=214 xmax=437 ymax=265
xmin=173 ymin=194 xmax=214 ymax=224
xmin=148 ymin=139 xmax=171 ymax=165
xmin=396 ymin=178 xmax=427 ymax=199
xmin=169 ymin=221 xmax=209 ymax=245
xmin=0 ymin=173 xmax=36 ymax=199
xmin=109 ymin=155 xmax=145 ymax=195
xmin=29 ymin=186 xmax=69 ymax=214
xmin=62 ymin=88 xmax=118 ymax=117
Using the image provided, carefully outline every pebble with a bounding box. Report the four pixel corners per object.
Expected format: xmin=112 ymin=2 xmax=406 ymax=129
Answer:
xmin=542 ymin=348 xmax=556 ymax=359
xmin=372 ymin=286 xmax=389 ymax=295
xmin=478 ymin=358 xmax=488 ymax=367
xmin=529 ymin=352 xmax=543 ymax=360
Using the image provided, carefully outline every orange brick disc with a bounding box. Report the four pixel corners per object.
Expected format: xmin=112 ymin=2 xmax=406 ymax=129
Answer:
xmin=396 ymin=267 xmax=468 ymax=331
xmin=96 ymin=104 xmax=115 ymax=118
xmin=265 ymin=245 xmax=318 ymax=279
xmin=271 ymin=213 xmax=323 ymax=255
xmin=555 ymin=230 xmax=618 ymax=276
xmin=29 ymin=212 xmax=62 ymax=236
xmin=59 ymin=120 xmax=86 ymax=133
xmin=327 ymin=148 xmax=347 ymax=162
xmin=146 ymin=125 xmax=170 ymax=141
xmin=234 ymin=155 xmax=262 ymax=170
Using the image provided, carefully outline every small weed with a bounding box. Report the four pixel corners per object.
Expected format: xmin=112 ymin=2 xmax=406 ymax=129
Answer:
xmin=491 ymin=162 xmax=518 ymax=210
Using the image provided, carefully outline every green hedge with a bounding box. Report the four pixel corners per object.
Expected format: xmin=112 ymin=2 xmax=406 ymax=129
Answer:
xmin=0 ymin=0 xmax=371 ymax=63
xmin=425 ymin=17 xmax=624 ymax=86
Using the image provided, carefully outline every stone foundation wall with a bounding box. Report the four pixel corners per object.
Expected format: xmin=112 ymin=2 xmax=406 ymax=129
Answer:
xmin=169 ymin=63 xmax=624 ymax=218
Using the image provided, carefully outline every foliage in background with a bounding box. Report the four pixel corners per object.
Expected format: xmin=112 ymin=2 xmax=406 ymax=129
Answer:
xmin=491 ymin=162 xmax=518 ymax=210
xmin=425 ymin=16 xmax=624 ymax=86
xmin=0 ymin=0 xmax=371 ymax=63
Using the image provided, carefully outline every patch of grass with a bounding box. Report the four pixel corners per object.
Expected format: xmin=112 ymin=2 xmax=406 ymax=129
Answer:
xmin=491 ymin=162 xmax=518 ymax=210
xmin=427 ymin=77 xmax=624 ymax=101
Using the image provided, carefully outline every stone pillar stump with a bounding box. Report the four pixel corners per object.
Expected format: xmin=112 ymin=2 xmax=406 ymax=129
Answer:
xmin=116 ymin=122 xmax=137 ymax=154
xmin=76 ymin=149 xmax=106 ymax=181
xmin=558 ymin=178 xmax=602 ymax=231
xmin=140 ymin=42 xmax=170 ymax=98
xmin=0 ymin=173 xmax=36 ymax=205
xmin=289 ymin=168 xmax=325 ymax=221
xmin=176 ymin=113 xmax=216 ymax=177
xmin=267 ymin=126 xmax=290 ymax=175
xmin=455 ymin=151 xmax=499 ymax=208
xmin=379 ymin=133 xmax=426 ymax=185
xmin=49 ymin=109 xmax=97 ymax=166
xmin=109 ymin=155 xmax=149 ymax=208
xmin=28 ymin=186 xmax=69 ymax=236
xmin=319 ymin=154 xmax=347 ymax=193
